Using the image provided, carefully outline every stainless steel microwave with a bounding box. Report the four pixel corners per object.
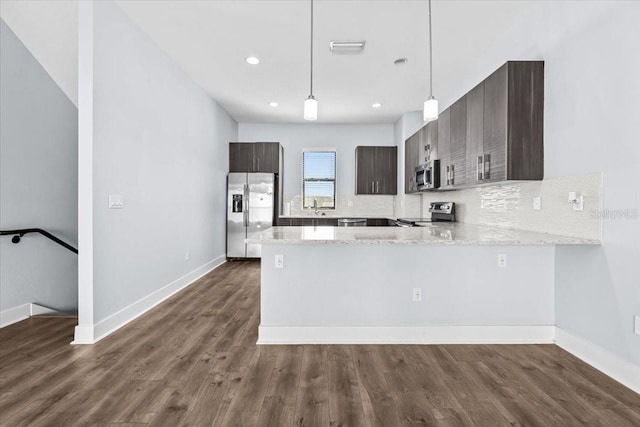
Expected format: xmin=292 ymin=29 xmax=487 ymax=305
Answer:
xmin=415 ymin=160 xmax=440 ymax=191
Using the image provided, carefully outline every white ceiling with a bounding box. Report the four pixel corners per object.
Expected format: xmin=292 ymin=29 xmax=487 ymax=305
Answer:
xmin=1 ymin=0 xmax=535 ymax=123
xmin=0 ymin=0 xmax=78 ymax=106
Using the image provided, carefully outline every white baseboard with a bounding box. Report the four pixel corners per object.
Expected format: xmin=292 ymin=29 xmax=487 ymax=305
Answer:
xmin=0 ymin=303 xmax=31 ymax=328
xmin=555 ymin=327 xmax=640 ymax=395
xmin=72 ymin=255 xmax=226 ymax=344
xmin=0 ymin=303 xmax=64 ymax=328
xmin=257 ymin=325 xmax=556 ymax=345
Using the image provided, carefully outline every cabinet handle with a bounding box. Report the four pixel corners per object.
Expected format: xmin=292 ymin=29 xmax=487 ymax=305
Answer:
xmin=451 ymin=165 xmax=455 ymax=186
xmin=376 ymin=181 xmax=379 ymax=193
xmin=257 ymin=158 xmax=260 ymax=170
xmin=484 ymin=154 xmax=491 ymax=180
xmin=252 ymin=158 xmax=255 ymax=171
xmin=426 ymin=144 xmax=431 ymax=162
xmin=243 ymin=184 xmax=249 ymax=226
xmin=477 ymin=155 xmax=484 ymax=181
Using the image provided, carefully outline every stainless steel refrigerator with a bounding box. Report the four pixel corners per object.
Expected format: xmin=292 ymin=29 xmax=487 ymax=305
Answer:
xmin=227 ymin=173 xmax=275 ymax=258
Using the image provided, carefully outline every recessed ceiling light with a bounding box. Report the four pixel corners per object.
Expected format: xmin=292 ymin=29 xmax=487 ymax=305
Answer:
xmin=245 ymin=56 xmax=260 ymax=65
xmin=372 ymin=103 xmax=382 ymax=108
xmin=268 ymin=102 xmax=278 ymax=107
xmin=394 ymin=57 xmax=408 ymax=65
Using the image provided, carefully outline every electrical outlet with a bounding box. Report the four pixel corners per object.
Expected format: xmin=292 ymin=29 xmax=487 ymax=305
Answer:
xmin=635 ymin=315 xmax=640 ymax=336
xmin=533 ymin=196 xmax=541 ymax=211
xmin=497 ymin=254 xmax=507 ymax=268
xmin=412 ymin=288 xmax=422 ymax=302
xmin=185 ymin=252 xmax=190 ymax=261
xmin=275 ymin=254 xmax=284 ymax=269
xmin=108 ymin=194 xmax=124 ymax=209
xmin=348 ymin=200 xmax=354 ymax=207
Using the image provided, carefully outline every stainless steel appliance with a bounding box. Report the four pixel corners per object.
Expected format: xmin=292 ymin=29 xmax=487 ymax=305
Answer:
xmin=395 ymin=202 xmax=455 ymax=226
xmin=415 ymin=160 xmax=440 ymax=191
xmin=227 ymin=173 xmax=274 ymax=258
xmin=338 ymin=218 xmax=367 ymax=227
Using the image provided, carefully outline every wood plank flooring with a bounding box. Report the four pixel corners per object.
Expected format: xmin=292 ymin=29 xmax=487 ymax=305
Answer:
xmin=1 ymin=260 xmax=639 ymax=426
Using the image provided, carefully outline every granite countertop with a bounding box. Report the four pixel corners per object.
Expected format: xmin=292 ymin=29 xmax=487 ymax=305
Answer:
xmin=246 ymin=223 xmax=601 ymax=246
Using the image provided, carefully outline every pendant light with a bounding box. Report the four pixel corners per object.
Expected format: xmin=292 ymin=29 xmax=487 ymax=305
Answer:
xmin=423 ymin=0 xmax=438 ymax=121
xmin=304 ymin=0 xmax=318 ymax=121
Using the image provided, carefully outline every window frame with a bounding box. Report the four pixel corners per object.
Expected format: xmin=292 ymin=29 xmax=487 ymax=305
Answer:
xmin=301 ymin=149 xmax=337 ymax=210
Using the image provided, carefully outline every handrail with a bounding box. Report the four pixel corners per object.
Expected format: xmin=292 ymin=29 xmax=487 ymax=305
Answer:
xmin=0 ymin=228 xmax=78 ymax=254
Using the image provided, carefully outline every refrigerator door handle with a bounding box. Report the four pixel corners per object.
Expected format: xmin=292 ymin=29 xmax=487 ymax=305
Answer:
xmin=243 ymin=184 xmax=248 ymax=226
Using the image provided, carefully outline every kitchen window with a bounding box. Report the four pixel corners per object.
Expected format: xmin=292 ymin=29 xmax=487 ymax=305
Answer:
xmin=302 ymin=150 xmax=336 ymax=209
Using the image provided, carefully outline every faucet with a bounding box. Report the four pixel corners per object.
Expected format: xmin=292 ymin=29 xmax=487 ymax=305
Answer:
xmin=313 ymin=198 xmax=319 ymax=215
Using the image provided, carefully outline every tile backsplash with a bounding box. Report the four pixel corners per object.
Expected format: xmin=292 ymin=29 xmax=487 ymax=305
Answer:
xmin=420 ymin=173 xmax=603 ymax=240
xmin=280 ymin=173 xmax=603 ymax=240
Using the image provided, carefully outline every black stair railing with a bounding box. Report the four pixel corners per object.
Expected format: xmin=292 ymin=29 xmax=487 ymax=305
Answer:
xmin=0 ymin=228 xmax=78 ymax=254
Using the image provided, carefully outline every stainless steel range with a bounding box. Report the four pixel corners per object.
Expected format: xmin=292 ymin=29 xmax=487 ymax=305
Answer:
xmin=396 ymin=202 xmax=455 ymax=227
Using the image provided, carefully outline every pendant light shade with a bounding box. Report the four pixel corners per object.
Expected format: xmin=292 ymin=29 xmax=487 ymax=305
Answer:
xmin=423 ymin=0 xmax=438 ymax=122
xmin=304 ymin=95 xmax=318 ymax=121
xmin=423 ymin=97 xmax=438 ymax=121
xmin=304 ymin=0 xmax=317 ymax=121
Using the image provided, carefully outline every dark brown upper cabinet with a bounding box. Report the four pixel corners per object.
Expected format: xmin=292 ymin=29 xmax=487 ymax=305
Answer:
xmin=355 ymin=146 xmax=397 ymax=195
xmin=229 ymin=142 xmax=282 ymax=173
xmin=407 ymin=60 xmax=543 ymax=191
xmin=467 ymin=61 xmax=544 ymax=185
xmin=420 ymin=120 xmax=438 ymax=164
xmin=405 ymin=121 xmax=438 ymax=194
xmin=448 ymin=97 xmax=467 ymax=187
xmin=405 ymin=131 xmax=420 ymax=194
xmin=437 ymin=108 xmax=451 ymax=188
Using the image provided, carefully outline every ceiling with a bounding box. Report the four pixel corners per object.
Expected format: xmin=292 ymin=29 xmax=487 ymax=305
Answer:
xmin=1 ymin=0 xmax=536 ymax=124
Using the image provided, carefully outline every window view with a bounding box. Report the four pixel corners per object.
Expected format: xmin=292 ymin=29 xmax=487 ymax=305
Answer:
xmin=302 ymin=151 xmax=336 ymax=209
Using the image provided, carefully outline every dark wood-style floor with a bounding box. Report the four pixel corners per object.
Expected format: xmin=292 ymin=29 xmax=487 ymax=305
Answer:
xmin=1 ymin=261 xmax=639 ymax=426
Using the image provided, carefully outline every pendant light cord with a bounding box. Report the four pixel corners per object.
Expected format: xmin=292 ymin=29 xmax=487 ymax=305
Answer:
xmin=310 ymin=0 xmax=314 ymax=97
xmin=428 ymin=0 xmax=433 ymax=98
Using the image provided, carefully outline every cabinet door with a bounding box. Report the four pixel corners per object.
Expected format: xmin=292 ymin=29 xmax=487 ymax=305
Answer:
xmin=466 ymin=82 xmax=484 ymax=184
xmin=254 ymin=142 xmax=280 ymax=173
xmin=375 ymin=146 xmax=397 ymax=195
xmin=421 ymin=121 xmax=438 ymax=163
xmin=277 ymin=217 xmax=291 ymax=226
xmin=355 ymin=146 xmax=375 ymax=194
xmin=483 ymin=64 xmax=508 ymax=182
xmin=405 ymin=133 xmax=419 ymax=194
xmin=449 ymin=96 xmax=467 ymax=187
xmin=507 ymin=61 xmax=544 ymax=180
xmin=229 ymin=143 xmax=254 ymax=172
xmin=437 ymin=109 xmax=451 ymax=188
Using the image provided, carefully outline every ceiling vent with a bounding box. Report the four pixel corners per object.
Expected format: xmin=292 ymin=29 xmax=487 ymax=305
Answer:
xmin=329 ymin=41 xmax=366 ymax=54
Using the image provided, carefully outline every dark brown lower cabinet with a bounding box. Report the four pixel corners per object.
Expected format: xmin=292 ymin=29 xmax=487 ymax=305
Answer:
xmin=277 ymin=217 xmax=393 ymax=226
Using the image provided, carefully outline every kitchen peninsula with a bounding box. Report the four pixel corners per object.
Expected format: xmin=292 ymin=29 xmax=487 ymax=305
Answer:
xmin=248 ymin=224 xmax=599 ymax=345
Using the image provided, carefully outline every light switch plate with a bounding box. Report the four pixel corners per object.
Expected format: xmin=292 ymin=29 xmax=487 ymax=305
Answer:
xmin=533 ymin=197 xmax=541 ymax=211
xmin=108 ymin=194 xmax=124 ymax=209
xmin=497 ymin=254 xmax=507 ymax=268
xmin=275 ymin=254 xmax=284 ymax=269
xmin=573 ymin=195 xmax=584 ymax=211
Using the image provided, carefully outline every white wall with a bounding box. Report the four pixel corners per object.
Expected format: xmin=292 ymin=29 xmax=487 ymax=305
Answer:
xmin=238 ymin=123 xmax=396 ymax=216
xmin=436 ymin=1 xmax=640 ymax=366
xmin=0 ymin=20 xmax=78 ymax=314
xmin=77 ymin=1 xmax=237 ymax=338
xmin=261 ymin=244 xmax=555 ymax=326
